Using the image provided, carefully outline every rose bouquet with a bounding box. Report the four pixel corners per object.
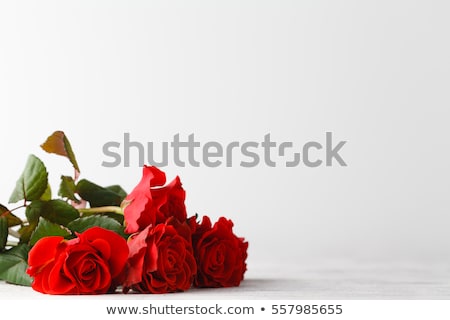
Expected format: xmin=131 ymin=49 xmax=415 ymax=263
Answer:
xmin=0 ymin=131 xmax=248 ymax=294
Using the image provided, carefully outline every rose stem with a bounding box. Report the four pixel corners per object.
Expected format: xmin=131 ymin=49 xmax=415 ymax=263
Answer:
xmin=78 ymin=206 xmax=123 ymax=215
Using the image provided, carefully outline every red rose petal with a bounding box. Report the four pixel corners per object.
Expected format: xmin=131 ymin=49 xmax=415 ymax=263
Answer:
xmin=27 ymin=236 xmax=66 ymax=276
xmin=193 ymin=216 xmax=248 ymax=288
xmin=123 ymin=166 xmax=166 ymax=233
xmin=27 ymin=227 xmax=129 ymax=295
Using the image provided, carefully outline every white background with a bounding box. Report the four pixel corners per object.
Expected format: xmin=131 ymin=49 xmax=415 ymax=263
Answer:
xmin=0 ymin=0 xmax=449 ymax=283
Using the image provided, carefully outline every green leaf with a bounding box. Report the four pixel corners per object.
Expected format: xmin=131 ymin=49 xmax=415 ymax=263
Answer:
xmin=40 ymin=131 xmax=80 ymax=175
xmin=30 ymin=217 xmax=71 ymax=246
xmin=40 ymin=200 xmax=80 ymax=226
xmin=105 ymin=185 xmax=128 ymax=199
xmin=68 ymin=215 xmax=126 ymax=238
xmin=0 ymin=204 xmax=22 ymax=227
xmin=9 ymin=155 xmax=48 ymax=203
xmin=18 ymin=223 xmax=38 ymax=245
xmin=58 ymin=175 xmax=79 ymax=202
xmin=76 ymin=179 xmax=126 ymax=207
xmin=25 ymin=201 xmax=44 ymax=225
xmin=79 ymin=210 xmax=125 ymax=225
xmin=0 ymin=244 xmax=32 ymax=286
xmin=40 ymin=183 xmax=52 ymax=201
xmin=21 ymin=200 xmax=78 ymax=243
xmin=0 ymin=216 xmax=7 ymax=251
xmin=103 ymin=212 xmax=124 ymax=225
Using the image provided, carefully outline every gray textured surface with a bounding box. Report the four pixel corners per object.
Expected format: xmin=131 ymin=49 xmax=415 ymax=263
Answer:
xmin=1 ymin=260 xmax=449 ymax=300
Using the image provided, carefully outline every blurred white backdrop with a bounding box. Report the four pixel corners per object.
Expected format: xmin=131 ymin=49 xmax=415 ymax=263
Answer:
xmin=0 ymin=0 xmax=449 ymax=273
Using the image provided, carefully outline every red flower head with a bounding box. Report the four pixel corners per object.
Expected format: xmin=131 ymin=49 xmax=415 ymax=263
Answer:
xmin=123 ymin=217 xmax=197 ymax=293
xmin=192 ymin=216 xmax=248 ymax=288
xmin=27 ymin=227 xmax=129 ymax=295
xmin=122 ymin=166 xmax=187 ymax=234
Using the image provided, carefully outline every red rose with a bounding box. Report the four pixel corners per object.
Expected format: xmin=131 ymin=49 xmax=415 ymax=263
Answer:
xmin=192 ymin=216 xmax=248 ymax=288
xmin=123 ymin=217 xmax=197 ymax=293
xmin=27 ymin=227 xmax=128 ymax=295
xmin=122 ymin=166 xmax=187 ymax=234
